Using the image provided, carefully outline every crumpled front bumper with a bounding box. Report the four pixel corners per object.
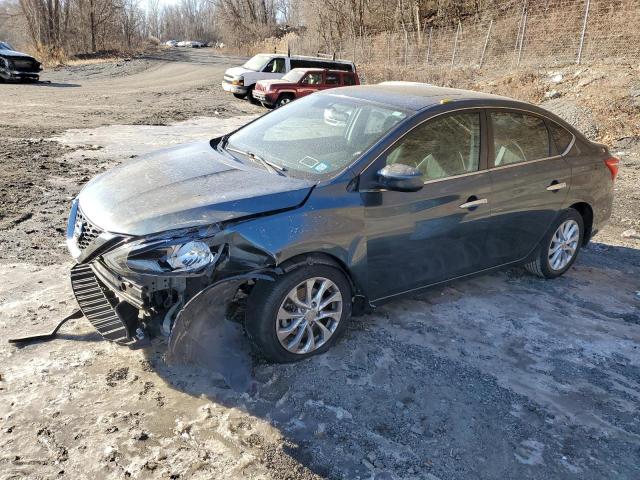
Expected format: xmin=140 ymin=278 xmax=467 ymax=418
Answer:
xmin=70 ymin=264 xmax=141 ymax=346
xmin=69 ymin=259 xmax=271 ymax=351
xmin=1 ymin=69 xmax=39 ymax=81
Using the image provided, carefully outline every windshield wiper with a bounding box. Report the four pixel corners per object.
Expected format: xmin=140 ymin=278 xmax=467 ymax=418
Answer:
xmin=225 ymin=146 xmax=286 ymax=176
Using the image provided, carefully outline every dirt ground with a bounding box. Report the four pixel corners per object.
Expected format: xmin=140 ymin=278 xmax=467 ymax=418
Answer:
xmin=1 ymin=48 xmax=639 ymax=480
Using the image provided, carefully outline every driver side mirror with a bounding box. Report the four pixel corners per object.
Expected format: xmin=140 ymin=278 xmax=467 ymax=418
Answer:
xmin=377 ymin=163 xmax=424 ymax=192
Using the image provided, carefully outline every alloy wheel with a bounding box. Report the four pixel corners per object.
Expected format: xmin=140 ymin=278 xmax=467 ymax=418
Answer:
xmin=548 ymin=219 xmax=579 ymax=271
xmin=276 ymin=277 xmax=343 ymax=354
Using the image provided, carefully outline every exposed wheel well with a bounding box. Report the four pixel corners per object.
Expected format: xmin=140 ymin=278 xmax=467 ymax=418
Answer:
xmin=569 ymin=202 xmax=593 ymax=245
xmin=276 ymin=92 xmax=295 ymax=103
xmin=278 ymin=252 xmax=369 ymax=315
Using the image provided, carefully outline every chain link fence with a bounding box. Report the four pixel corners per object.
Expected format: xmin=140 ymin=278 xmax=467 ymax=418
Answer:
xmin=281 ymin=0 xmax=639 ymax=78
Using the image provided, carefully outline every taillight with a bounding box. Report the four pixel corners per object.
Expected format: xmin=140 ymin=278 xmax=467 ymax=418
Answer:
xmin=604 ymin=157 xmax=620 ymax=181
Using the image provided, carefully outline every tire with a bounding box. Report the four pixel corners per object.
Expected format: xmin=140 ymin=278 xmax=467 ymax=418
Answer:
xmin=524 ymin=208 xmax=584 ymax=279
xmin=275 ymin=94 xmax=294 ymax=108
xmin=245 ymin=265 xmax=352 ymax=363
xmin=247 ymin=85 xmax=260 ymax=105
xmin=233 ymin=92 xmax=247 ymax=99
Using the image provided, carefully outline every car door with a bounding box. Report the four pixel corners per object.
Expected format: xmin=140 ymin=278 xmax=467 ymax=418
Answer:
xmin=359 ymin=110 xmax=493 ymax=301
xmin=486 ymin=110 xmax=572 ymax=265
xmin=298 ymin=72 xmax=323 ymax=97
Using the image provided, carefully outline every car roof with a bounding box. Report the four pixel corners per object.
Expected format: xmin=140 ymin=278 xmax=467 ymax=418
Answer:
xmin=256 ymin=53 xmax=354 ymax=65
xmin=289 ymin=68 xmax=353 ymax=74
xmin=322 ymin=82 xmax=530 ymax=112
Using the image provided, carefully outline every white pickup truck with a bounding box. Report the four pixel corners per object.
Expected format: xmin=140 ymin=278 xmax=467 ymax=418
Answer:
xmin=222 ymin=53 xmax=356 ymax=101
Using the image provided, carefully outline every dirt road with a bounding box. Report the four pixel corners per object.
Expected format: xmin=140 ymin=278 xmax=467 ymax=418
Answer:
xmin=1 ymin=49 xmax=639 ymax=479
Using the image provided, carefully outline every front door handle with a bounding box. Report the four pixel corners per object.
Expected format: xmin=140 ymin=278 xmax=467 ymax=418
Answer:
xmin=546 ymin=181 xmax=567 ymax=192
xmin=459 ymin=198 xmax=488 ymax=209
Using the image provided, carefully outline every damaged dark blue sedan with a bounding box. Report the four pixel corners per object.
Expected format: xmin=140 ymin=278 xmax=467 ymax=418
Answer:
xmin=67 ymin=83 xmax=617 ymax=362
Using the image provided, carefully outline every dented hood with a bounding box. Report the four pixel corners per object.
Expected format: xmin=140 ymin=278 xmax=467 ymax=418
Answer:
xmin=77 ymin=141 xmax=314 ymax=236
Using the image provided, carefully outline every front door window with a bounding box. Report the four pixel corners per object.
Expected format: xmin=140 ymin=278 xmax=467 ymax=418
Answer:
xmin=385 ymin=113 xmax=481 ymax=181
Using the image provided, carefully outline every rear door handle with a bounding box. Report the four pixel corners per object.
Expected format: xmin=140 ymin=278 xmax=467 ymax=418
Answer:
xmin=546 ymin=181 xmax=567 ymax=191
xmin=459 ymin=198 xmax=488 ymax=209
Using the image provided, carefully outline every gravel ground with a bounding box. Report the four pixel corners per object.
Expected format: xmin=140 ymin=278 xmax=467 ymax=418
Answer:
xmin=0 ymin=49 xmax=639 ymax=479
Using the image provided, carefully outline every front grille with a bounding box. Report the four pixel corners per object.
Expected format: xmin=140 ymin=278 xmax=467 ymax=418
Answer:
xmin=71 ymin=264 xmax=136 ymax=345
xmin=11 ymin=58 xmax=39 ymax=72
xmin=74 ymin=209 xmax=102 ymax=251
xmin=223 ymin=75 xmax=233 ymax=83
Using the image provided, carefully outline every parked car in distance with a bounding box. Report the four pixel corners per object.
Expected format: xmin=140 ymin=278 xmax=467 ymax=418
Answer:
xmin=165 ymin=40 xmax=178 ymax=47
xmin=222 ymin=53 xmax=356 ymax=101
xmin=253 ymin=68 xmax=360 ymax=108
xmin=0 ymin=42 xmax=41 ymax=82
xmin=65 ymin=83 xmax=617 ymax=363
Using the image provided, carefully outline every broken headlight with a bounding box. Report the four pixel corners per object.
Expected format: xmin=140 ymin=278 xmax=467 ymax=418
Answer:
xmin=103 ymin=230 xmax=220 ymax=276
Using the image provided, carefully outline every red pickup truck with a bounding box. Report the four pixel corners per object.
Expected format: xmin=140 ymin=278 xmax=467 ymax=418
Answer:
xmin=253 ymin=68 xmax=360 ymax=108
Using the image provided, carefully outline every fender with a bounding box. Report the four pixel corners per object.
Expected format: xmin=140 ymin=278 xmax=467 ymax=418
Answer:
xmin=166 ymin=272 xmax=275 ymax=391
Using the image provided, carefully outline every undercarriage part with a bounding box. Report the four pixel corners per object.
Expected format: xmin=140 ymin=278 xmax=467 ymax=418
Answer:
xmin=8 ymin=310 xmax=83 ymax=345
xmin=166 ymin=273 xmax=273 ymax=391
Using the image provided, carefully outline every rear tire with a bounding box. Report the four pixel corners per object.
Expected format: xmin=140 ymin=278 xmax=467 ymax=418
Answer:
xmin=245 ymin=265 xmax=352 ymax=363
xmin=524 ymin=208 xmax=584 ymax=279
xmin=233 ymin=92 xmax=247 ymax=99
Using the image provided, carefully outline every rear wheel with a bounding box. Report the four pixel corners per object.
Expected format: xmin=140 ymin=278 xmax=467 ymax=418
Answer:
xmin=276 ymin=94 xmax=294 ymax=108
xmin=233 ymin=92 xmax=247 ymax=99
xmin=524 ymin=208 xmax=584 ymax=278
xmin=245 ymin=265 xmax=352 ymax=363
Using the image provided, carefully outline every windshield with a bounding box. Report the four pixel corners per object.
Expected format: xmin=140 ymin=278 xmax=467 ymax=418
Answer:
xmin=225 ymin=94 xmax=410 ymax=179
xmin=0 ymin=41 xmax=12 ymax=50
xmin=281 ymin=69 xmax=307 ymax=83
xmin=242 ymin=54 xmax=270 ymax=72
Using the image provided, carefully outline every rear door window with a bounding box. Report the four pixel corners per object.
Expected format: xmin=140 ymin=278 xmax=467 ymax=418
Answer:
xmin=325 ymin=72 xmax=340 ymax=85
xmin=490 ymin=112 xmax=550 ymax=166
xmin=548 ymin=122 xmax=574 ymax=154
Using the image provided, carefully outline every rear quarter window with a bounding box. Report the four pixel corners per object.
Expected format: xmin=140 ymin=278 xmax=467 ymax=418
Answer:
xmin=548 ymin=122 xmax=574 ymax=154
xmin=342 ymin=73 xmax=356 ymax=86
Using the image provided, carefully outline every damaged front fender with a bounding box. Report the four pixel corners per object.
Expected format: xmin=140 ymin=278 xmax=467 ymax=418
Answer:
xmin=166 ymin=272 xmax=273 ymax=391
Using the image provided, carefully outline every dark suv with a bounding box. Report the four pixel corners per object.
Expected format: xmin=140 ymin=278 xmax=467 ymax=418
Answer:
xmin=253 ymin=68 xmax=360 ymax=108
xmin=66 ymin=83 xmax=617 ymax=363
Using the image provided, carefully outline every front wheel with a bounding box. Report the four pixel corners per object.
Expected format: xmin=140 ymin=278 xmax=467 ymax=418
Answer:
xmin=245 ymin=265 xmax=352 ymax=362
xmin=524 ymin=208 xmax=584 ymax=278
xmin=233 ymin=92 xmax=247 ymax=99
xmin=275 ymin=94 xmax=294 ymax=108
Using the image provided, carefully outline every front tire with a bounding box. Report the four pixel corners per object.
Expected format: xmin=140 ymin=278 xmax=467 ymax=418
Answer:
xmin=275 ymin=94 xmax=294 ymax=108
xmin=233 ymin=92 xmax=247 ymax=99
xmin=247 ymin=85 xmax=260 ymax=105
xmin=245 ymin=265 xmax=352 ymax=363
xmin=524 ymin=208 xmax=584 ymax=279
